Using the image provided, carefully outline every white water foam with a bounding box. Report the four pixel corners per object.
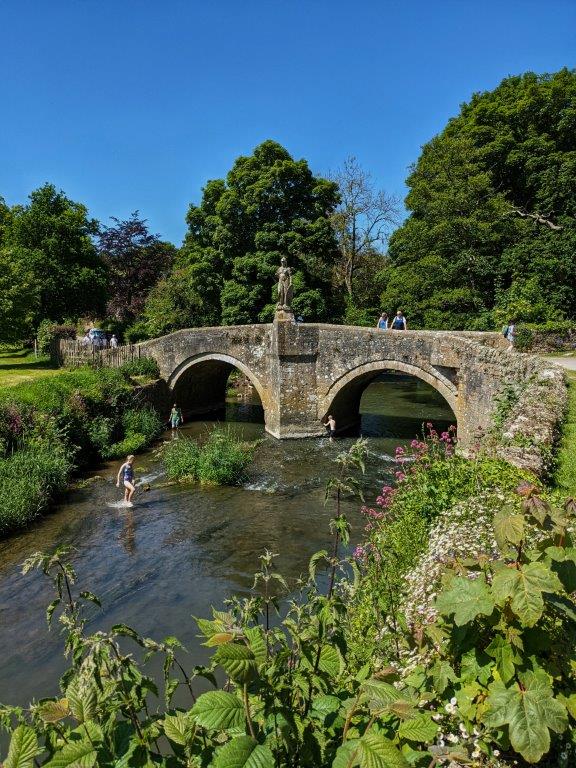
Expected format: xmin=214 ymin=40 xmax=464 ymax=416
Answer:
xmin=106 ymin=500 xmax=135 ymax=509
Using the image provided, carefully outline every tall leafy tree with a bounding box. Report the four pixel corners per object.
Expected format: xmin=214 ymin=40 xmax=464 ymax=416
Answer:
xmin=3 ymin=184 xmax=107 ymax=325
xmin=98 ymin=212 xmax=176 ymax=323
xmin=0 ymin=246 xmax=40 ymax=342
xmin=142 ymin=141 xmax=342 ymax=332
xmin=381 ymin=68 xmax=576 ymax=329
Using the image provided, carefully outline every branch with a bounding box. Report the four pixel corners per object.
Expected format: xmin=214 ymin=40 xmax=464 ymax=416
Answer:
xmin=508 ymin=208 xmax=563 ymax=231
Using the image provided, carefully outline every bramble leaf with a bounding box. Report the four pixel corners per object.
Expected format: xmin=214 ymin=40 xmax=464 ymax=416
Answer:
xmin=332 ymin=739 xmax=360 ymax=768
xmin=44 ymin=727 xmax=100 ymax=768
xmin=163 ymin=710 xmax=194 ymax=746
xmin=398 ymin=714 xmax=438 ymax=742
xmin=362 ymin=679 xmax=402 ymax=710
xmin=212 ymin=735 xmax=274 ymax=768
xmin=37 ymin=698 xmax=70 ymax=723
xmin=191 ymin=691 xmax=244 ymax=731
xmin=214 ymin=643 xmax=257 ymax=683
xmin=4 ymin=725 xmax=38 ymax=768
xmin=358 ymin=731 xmax=410 ymax=767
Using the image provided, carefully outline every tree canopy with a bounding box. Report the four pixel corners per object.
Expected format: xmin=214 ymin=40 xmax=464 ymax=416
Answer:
xmin=381 ymin=68 xmax=576 ymax=329
xmin=138 ymin=141 xmax=342 ymax=336
xmin=97 ymin=212 xmax=175 ymax=324
xmin=1 ymin=184 xmax=108 ymax=327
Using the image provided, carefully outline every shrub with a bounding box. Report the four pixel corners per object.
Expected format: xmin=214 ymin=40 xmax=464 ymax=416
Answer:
xmin=0 ymin=446 xmax=72 ymax=533
xmin=120 ymin=357 xmax=160 ymax=379
xmin=163 ymin=436 xmax=200 ymax=480
xmin=162 ymin=427 xmax=255 ymax=485
xmin=105 ymin=433 xmax=148 ymax=459
xmin=36 ymin=319 xmax=76 ymax=355
xmin=195 ymin=428 xmax=253 ymax=485
xmin=122 ymin=406 xmax=163 ymax=441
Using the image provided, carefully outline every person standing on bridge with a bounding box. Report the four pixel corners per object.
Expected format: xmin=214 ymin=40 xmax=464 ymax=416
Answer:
xmin=391 ymin=310 xmax=407 ymax=330
xmin=376 ymin=312 xmax=389 ymax=330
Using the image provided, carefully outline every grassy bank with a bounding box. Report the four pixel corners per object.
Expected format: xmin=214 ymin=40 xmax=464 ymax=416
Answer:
xmin=0 ymin=346 xmax=61 ymax=387
xmin=0 ymin=366 xmax=164 ymax=535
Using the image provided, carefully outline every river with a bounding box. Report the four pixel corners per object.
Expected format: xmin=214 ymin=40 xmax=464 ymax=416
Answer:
xmin=0 ymin=374 xmax=454 ymax=707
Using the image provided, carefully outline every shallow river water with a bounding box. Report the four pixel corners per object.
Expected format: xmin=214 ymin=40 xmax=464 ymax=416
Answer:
xmin=0 ymin=375 xmax=454 ymax=707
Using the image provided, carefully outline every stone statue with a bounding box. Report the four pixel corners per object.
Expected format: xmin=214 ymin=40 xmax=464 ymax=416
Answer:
xmin=276 ymin=256 xmax=293 ymax=310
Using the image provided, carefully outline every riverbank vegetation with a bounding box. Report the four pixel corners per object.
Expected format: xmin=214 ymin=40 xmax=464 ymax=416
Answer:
xmin=0 ymin=367 xmax=163 ymax=535
xmin=162 ymin=427 xmax=256 ymax=485
xmin=2 ymin=436 xmax=575 ymax=767
xmin=553 ymin=375 xmax=576 ymax=495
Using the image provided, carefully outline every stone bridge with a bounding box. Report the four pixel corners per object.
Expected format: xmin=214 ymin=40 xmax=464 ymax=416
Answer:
xmin=132 ymin=319 xmax=566 ymax=465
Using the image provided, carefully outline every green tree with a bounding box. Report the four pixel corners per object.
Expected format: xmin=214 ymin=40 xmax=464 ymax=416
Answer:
xmin=382 ymin=68 xmax=576 ymax=329
xmin=0 ymin=246 xmax=40 ymax=341
xmin=3 ymin=184 xmax=107 ymax=325
xmin=142 ymin=141 xmax=342 ymax=332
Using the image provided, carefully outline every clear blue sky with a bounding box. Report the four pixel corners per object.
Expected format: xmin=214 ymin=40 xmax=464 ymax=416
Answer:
xmin=1 ymin=0 xmax=574 ymax=244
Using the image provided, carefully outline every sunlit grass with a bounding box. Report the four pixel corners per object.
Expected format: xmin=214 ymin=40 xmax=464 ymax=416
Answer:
xmin=0 ymin=346 xmax=61 ymax=387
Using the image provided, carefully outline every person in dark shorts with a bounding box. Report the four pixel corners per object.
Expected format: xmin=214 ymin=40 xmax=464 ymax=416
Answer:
xmin=391 ymin=310 xmax=407 ymax=330
xmin=323 ymin=415 xmax=336 ymax=440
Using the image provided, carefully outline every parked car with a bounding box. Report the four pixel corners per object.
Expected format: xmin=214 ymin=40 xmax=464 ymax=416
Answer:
xmin=88 ymin=329 xmax=108 ymax=348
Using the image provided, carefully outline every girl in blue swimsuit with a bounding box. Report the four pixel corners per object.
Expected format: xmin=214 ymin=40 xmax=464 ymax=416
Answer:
xmin=116 ymin=454 xmax=136 ymax=506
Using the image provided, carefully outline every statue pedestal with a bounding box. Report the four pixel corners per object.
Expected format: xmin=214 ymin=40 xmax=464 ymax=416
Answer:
xmin=274 ymin=309 xmax=295 ymax=324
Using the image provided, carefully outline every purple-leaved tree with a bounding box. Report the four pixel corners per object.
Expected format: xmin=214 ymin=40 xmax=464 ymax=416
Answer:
xmin=98 ymin=212 xmax=175 ymax=323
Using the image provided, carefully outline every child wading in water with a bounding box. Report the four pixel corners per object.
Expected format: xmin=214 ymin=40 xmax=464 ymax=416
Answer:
xmin=116 ymin=454 xmax=136 ymax=506
xmin=170 ymin=403 xmax=183 ymax=430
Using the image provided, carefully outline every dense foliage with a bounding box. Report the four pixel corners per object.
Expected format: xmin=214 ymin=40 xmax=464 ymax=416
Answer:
xmin=162 ymin=427 xmax=256 ymax=485
xmin=98 ymin=213 xmax=175 ymax=324
xmin=135 ymin=140 xmax=342 ymax=337
xmin=0 ymin=368 xmax=164 ymax=533
xmin=0 ymin=184 xmax=107 ymax=330
xmin=381 ymin=69 xmax=576 ymax=329
xmin=1 ymin=440 xmax=575 ymax=766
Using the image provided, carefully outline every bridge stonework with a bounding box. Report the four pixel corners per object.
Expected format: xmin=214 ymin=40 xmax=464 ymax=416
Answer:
xmin=136 ymin=320 xmax=566 ymax=474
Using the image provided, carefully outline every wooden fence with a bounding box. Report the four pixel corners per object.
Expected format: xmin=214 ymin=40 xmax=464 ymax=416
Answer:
xmin=56 ymin=339 xmax=142 ymax=368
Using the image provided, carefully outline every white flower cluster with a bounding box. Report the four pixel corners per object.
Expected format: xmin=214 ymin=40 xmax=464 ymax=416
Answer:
xmin=402 ymin=493 xmax=502 ymax=627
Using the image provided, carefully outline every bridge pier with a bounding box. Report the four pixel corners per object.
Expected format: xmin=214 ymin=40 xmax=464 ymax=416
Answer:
xmin=265 ymin=318 xmax=325 ymax=438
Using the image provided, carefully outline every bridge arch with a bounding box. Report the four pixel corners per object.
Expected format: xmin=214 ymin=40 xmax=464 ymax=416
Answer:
xmin=319 ymin=359 xmax=458 ymax=434
xmin=169 ymin=353 xmax=271 ymax=425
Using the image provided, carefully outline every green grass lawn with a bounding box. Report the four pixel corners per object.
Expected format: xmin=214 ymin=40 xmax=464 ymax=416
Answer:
xmin=553 ymin=372 xmax=576 ymax=495
xmin=0 ymin=347 xmax=62 ymax=387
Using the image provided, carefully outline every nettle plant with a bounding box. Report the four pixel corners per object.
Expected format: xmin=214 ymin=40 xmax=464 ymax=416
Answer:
xmin=0 ymin=440 xmax=449 ymax=768
xmin=400 ymin=485 xmax=576 ymax=766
